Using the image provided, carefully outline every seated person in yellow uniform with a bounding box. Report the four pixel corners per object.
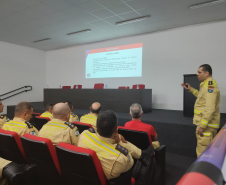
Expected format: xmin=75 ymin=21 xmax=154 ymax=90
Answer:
xmin=38 ymin=103 xmax=80 ymax=146
xmin=2 ymin=102 xmax=39 ymax=137
xmin=40 ymin=104 xmax=54 ymax=120
xmin=64 ymin=101 xmax=79 ymax=122
xmin=78 ymin=110 xmax=153 ymax=180
xmin=0 ymin=100 xmax=9 ymax=128
xmin=0 ymin=157 xmax=36 ymax=185
xmin=80 ymin=102 xmax=101 ymax=130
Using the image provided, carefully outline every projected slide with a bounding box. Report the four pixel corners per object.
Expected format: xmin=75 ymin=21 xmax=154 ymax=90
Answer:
xmin=86 ymin=43 xmax=142 ymax=78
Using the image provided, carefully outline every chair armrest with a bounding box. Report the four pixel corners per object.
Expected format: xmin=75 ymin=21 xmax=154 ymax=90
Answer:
xmin=155 ymin=145 xmax=166 ymax=185
xmin=107 ymin=167 xmax=133 ymax=185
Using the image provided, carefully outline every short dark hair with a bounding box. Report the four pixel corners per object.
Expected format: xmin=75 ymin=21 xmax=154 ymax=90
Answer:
xmin=91 ymin=104 xmax=101 ymax=114
xmin=45 ymin=103 xmax=54 ymax=111
xmin=199 ymin=64 xmax=212 ymax=75
xmin=97 ymin=110 xmax=118 ymax=138
xmin=64 ymin=101 xmax=73 ymax=110
xmin=15 ymin=102 xmax=33 ymax=116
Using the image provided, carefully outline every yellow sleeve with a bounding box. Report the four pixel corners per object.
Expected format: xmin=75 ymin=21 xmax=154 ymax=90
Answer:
xmin=189 ymin=87 xmax=199 ymax=97
xmin=110 ymin=154 xmax=133 ymax=179
xmin=69 ymin=126 xmax=80 ymax=146
xmin=200 ymin=89 xmax=217 ymax=129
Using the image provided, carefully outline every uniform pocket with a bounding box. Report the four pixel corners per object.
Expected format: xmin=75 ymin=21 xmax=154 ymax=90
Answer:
xmin=198 ymin=133 xmax=211 ymax=146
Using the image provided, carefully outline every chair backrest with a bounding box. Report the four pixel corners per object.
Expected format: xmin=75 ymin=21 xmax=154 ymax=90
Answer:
xmin=73 ymin=85 xmax=82 ymax=89
xmin=30 ymin=112 xmax=41 ymax=124
xmin=21 ymin=134 xmax=63 ymax=185
xmin=34 ymin=116 xmax=50 ymax=130
xmin=62 ymin=86 xmax=71 ymax=89
xmin=118 ymin=86 xmax=130 ymax=89
xmin=94 ymin=83 xmax=104 ymax=89
xmin=56 ymin=142 xmax=107 ymax=185
xmin=132 ymin=84 xmax=145 ymax=89
xmin=118 ymin=126 xmax=150 ymax=150
xmin=0 ymin=129 xmax=27 ymax=163
xmin=73 ymin=121 xmax=92 ymax=134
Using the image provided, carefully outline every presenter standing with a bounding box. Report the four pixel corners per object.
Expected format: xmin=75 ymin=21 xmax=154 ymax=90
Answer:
xmin=181 ymin=64 xmax=220 ymax=157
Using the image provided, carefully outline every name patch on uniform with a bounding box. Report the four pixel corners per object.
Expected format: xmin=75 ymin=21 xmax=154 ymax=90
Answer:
xmin=115 ymin=144 xmax=128 ymax=156
xmin=208 ymin=87 xmax=214 ymax=93
xmin=64 ymin=122 xmax=75 ymax=129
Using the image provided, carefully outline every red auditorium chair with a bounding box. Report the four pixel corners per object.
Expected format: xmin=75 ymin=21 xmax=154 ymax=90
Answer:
xmin=118 ymin=126 xmax=166 ymax=185
xmin=73 ymin=121 xmax=92 ymax=134
xmin=73 ymin=85 xmax=82 ymax=89
xmin=62 ymin=86 xmax=71 ymax=89
xmin=132 ymin=84 xmax=145 ymax=89
xmin=30 ymin=112 xmax=41 ymax=124
xmin=118 ymin=86 xmax=130 ymax=89
xmin=94 ymin=83 xmax=104 ymax=89
xmin=56 ymin=142 xmax=135 ymax=185
xmin=34 ymin=116 xmax=50 ymax=130
xmin=0 ymin=129 xmax=27 ymax=163
xmin=21 ymin=134 xmax=63 ymax=185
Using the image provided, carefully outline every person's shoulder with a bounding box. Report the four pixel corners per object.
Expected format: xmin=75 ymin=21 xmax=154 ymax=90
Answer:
xmin=204 ymin=78 xmax=219 ymax=93
xmin=64 ymin=121 xmax=77 ymax=130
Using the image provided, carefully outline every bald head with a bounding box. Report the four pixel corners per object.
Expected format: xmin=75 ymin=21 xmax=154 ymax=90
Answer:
xmin=90 ymin=102 xmax=101 ymax=114
xmin=52 ymin=103 xmax=70 ymax=120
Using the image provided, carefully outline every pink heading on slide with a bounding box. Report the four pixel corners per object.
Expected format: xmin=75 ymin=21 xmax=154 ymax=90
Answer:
xmin=88 ymin=43 xmax=142 ymax=54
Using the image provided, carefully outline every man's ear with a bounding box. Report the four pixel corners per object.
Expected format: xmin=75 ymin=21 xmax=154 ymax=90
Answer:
xmin=89 ymin=107 xmax=91 ymax=111
xmin=23 ymin=112 xmax=27 ymax=117
xmin=141 ymin=111 xmax=143 ymax=115
xmin=129 ymin=113 xmax=132 ymax=116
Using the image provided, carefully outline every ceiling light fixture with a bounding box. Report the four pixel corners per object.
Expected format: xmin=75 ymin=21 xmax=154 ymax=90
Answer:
xmin=33 ymin=38 xmax=51 ymax=43
xmin=190 ymin=0 xmax=226 ymax=9
xmin=115 ymin=15 xmax=151 ymax=26
xmin=67 ymin=29 xmax=91 ymax=35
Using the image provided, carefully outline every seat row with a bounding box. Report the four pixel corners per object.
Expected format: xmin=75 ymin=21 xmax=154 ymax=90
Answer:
xmin=32 ymin=114 xmax=166 ymax=184
xmin=0 ymin=129 xmax=135 ymax=185
xmin=0 ymin=116 xmax=166 ymax=185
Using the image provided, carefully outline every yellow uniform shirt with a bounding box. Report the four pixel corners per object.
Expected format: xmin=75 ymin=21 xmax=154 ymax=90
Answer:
xmin=78 ymin=130 xmax=133 ymax=179
xmin=40 ymin=111 xmax=53 ymax=120
xmin=38 ymin=118 xmax=80 ymax=146
xmin=80 ymin=114 xmax=97 ymax=130
xmin=2 ymin=117 xmax=39 ymax=137
xmin=189 ymin=77 xmax=220 ymax=129
xmin=69 ymin=112 xmax=79 ymax=123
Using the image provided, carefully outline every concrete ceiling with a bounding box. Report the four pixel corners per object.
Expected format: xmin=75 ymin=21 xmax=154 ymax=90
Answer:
xmin=0 ymin=0 xmax=226 ymax=51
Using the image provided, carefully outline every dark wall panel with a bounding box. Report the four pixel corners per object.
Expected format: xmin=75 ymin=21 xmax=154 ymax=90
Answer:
xmin=44 ymin=89 xmax=152 ymax=113
xmin=183 ymin=74 xmax=200 ymax=117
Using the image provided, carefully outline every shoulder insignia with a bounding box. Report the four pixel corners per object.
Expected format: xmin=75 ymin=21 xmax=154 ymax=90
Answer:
xmin=64 ymin=121 xmax=76 ymax=129
xmin=115 ymin=144 xmax=128 ymax=156
xmin=71 ymin=113 xmax=76 ymax=117
xmin=88 ymin=128 xmax=96 ymax=133
xmin=0 ymin=115 xmax=5 ymax=119
xmin=25 ymin=121 xmax=33 ymax=129
xmin=208 ymin=87 xmax=214 ymax=93
xmin=208 ymin=81 xmax=213 ymax=85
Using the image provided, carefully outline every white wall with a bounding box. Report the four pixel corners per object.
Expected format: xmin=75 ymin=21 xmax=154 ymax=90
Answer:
xmin=0 ymin=41 xmax=46 ymax=114
xmin=46 ymin=21 xmax=226 ymax=112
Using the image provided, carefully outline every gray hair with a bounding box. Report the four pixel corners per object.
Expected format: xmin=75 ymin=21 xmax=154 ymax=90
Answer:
xmin=130 ymin=103 xmax=142 ymax=118
xmin=52 ymin=103 xmax=70 ymax=119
